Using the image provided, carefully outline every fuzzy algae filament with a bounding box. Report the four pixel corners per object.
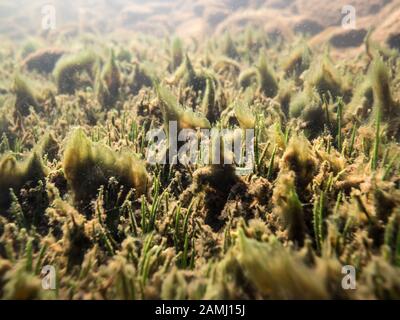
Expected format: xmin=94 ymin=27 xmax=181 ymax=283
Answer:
xmin=63 ymin=128 xmax=148 ymax=207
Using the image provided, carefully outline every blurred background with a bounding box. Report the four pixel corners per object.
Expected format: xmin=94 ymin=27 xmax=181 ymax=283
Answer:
xmin=0 ymin=0 xmax=399 ymax=53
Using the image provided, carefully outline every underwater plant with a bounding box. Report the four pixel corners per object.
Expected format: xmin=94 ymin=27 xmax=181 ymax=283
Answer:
xmin=0 ymin=152 xmax=47 ymax=211
xmin=53 ymin=51 xmax=97 ymax=94
xmin=96 ymin=50 xmax=121 ymax=109
xmin=174 ymin=54 xmax=207 ymax=93
xmin=282 ymin=43 xmax=311 ymax=78
xmin=169 ymin=37 xmax=184 ymax=72
xmin=237 ymin=230 xmax=328 ymax=299
xmin=177 ymin=125 xmax=242 ymax=231
xmin=305 ymin=54 xmax=350 ymax=102
xmin=369 ymin=57 xmax=397 ymax=121
xmin=238 ymin=67 xmax=257 ymax=89
xmin=280 ymin=135 xmax=316 ymax=190
xmin=1 ymin=261 xmax=45 ymax=299
xmin=13 ymin=75 xmax=39 ymax=116
xmin=288 ymin=87 xmax=336 ymax=139
xmin=0 ymin=10 xmax=399 ymax=300
xmin=156 ymin=84 xmax=210 ymax=133
xmin=129 ymin=63 xmax=153 ymax=95
xmin=273 ymin=171 xmax=306 ymax=245
xmin=22 ymin=47 xmax=65 ymax=74
xmin=36 ymin=132 xmax=59 ymax=162
xmin=62 ymin=128 xmax=148 ymax=209
xmin=346 ymin=77 xmax=373 ymax=121
xmin=367 ymin=57 xmax=400 ymax=139
xmin=234 ymin=101 xmax=256 ymax=129
xmin=55 ymin=199 xmax=93 ymax=269
xmin=221 ymin=32 xmax=239 ymax=60
xmin=384 ymin=209 xmax=400 ymax=266
xmin=256 ymin=51 xmax=278 ymax=98
xmin=201 ymin=77 xmax=218 ymax=124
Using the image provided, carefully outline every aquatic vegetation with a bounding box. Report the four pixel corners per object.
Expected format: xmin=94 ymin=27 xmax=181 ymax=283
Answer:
xmin=57 ymin=200 xmax=92 ymax=269
xmin=289 ymin=87 xmax=314 ymax=118
xmin=256 ymin=51 xmax=278 ymax=98
xmin=370 ymin=58 xmax=395 ymax=120
xmin=129 ymin=63 xmax=153 ymax=95
xmin=384 ymin=209 xmax=400 ymax=266
xmin=156 ymin=84 xmax=210 ymax=132
xmin=366 ymin=57 xmax=400 ymax=139
xmin=221 ymin=32 xmax=239 ymax=60
xmin=96 ymin=50 xmax=121 ymax=109
xmin=282 ymin=43 xmax=312 ymax=78
xmin=306 ymin=54 xmax=350 ymax=102
xmin=22 ymin=47 xmax=65 ymax=74
xmin=53 ymin=51 xmax=97 ymax=94
xmin=276 ymin=79 xmax=295 ymax=116
xmin=288 ymin=88 xmax=334 ymax=139
xmin=234 ymin=101 xmax=256 ymax=129
xmin=13 ymin=75 xmax=39 ymax=116
xmin=238 ymin=230 xmax=328 ymax=299
xmin=62 ymin=128 xmax=148 ymax=208
xmin=281 ymin=135 xmax=316 ymax=190
xmin=201 ymin=77 xmax=218 ymax=124
xmin=1 ymin=261 xmax=45 ymax=299
xmin=273 ymin=171 xmax=306 ymax=245
xmin=182 ymin=54 xmax=207 ymax=93
xmin=169 ymin=37 xmax=184 ymax=72
xmin=0 ymin=15 xmax=399 ymax=301
xmin=36 ymin=132 xmax=59 ymax=162
xmin=0 ymin=152 xmax=47 ymax=210
xmin=189 ymin=163 xmax=239 ymax=231
xmin=347 ymin=77 xmax=373 ymax=120
xmin=238 ymin=67 xmax=257 ymax=89
xmin=172 ymin=54 xmax=207 ymax=93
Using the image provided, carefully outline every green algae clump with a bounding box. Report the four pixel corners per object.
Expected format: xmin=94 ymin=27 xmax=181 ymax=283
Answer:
xmin=256 ymin=51 xmax=278 ymax=98
xmin=53 ymin=51 xmax=97 ymax=94
xmin=96 ymin=50 xmax=121 ymax=109
xmin=62 ymin=128 xmax=148 ymax=207
xmin=0 ymin=152 xmax=47 ymax=210
xmin=13 ymin=75 xmax=39 ymax=116
xmin=156 ymin=84 xmax=210 ymax=132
